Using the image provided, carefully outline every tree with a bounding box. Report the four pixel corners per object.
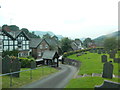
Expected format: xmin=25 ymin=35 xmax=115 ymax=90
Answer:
xmin=21 ymin=28 xmax=29 ymax=34
xmin=42 ymin=33 xmax=51 ymax=39
xmin=9 ymin=25 xmax=19 ymax=31
xmin=103 ymin=37 xmax=117 ymax=50
xmin=83 ymin=38 xmax=92 ymax=48
xmin=60 ymin=37 xmax=72 ymax=52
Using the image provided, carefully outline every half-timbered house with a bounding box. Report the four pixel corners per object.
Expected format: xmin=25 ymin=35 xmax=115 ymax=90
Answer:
xmin=1 ymin=25 xmax=31 ymax=57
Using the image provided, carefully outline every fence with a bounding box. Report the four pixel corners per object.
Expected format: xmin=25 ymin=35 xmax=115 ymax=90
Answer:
xmin=0 ymin=65 xmax=53 ymax=88
xmin=64 ymin=58 xmax=81 ymax=70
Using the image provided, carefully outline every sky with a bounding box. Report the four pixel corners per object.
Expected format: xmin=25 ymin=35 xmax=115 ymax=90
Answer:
xmin=0 ymin=0 xmax=119 ymax=39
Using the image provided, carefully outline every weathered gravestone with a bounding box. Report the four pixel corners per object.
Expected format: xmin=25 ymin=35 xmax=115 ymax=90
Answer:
xmin=2 ymin=55 xmax=11 ymax=74
xmin=31 ymin=60 xmax=36 ymax=69
xmin=76 ymin=53 xmax=81 ymax=57
xmin=101 ymin=55 xmax=107 ymax=63
xmin=11 ymin=58 xmax=21 ymax=77
xmin=102 ymin=49 xmax=106 ymax=54
xmin=102 ymin=61 xmax=113 ymax=79
xmin=109 ymin=52 xmax=115 ymax=58
xmin=98 ymin=50 xmax=101 ymax=54
xmin=114 ymin=58 xmax=120 ymax=63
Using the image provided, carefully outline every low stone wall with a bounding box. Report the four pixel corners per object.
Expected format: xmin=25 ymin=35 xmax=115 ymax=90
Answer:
xmin=64 ymin=58 xmax=81 ymax=70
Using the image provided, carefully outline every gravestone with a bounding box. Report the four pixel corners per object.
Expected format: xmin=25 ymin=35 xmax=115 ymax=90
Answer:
xmin=76 ymin=54 xmax=81 ymax=57
xmin=11 ymin=58 xmax=21 ymax=77
xmin=102 ymin=49 xmax=106 ymax=54
xmin=114 ymin=58 xmax=120 ymax=63
xmin=31 ymin=60 xmax=36 ymax=69
xmin=2 ymin=55 xmax=11 ymax=74
xmin=94 ymin=80 xmax=120 ymax=89
xmin=102 ymin=61 xmax=113 ymax=79
xmin=101 ymin=55 xmax=107 ymax=63
xmin=109 ymin=52 xmax=115 ymax=59
xmin=98 ymin=50 xmax=101 ymax=54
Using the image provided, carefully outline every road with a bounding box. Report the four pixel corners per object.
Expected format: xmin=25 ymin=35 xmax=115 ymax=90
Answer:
xmin=20 ymin=64 xmax=77 ymax=88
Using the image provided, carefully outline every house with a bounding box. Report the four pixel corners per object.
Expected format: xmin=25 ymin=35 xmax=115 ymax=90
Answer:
xmin=30 ymin=37 xmax=62 ymax=59
xmin=1 ymin=25 xmax=31 ymax=57
xmin=0 ymin=30 xmax=2 ymax=57
xmin=42 ymin=50 xmax=59 ymax=67
xmin=70 ymin=39 xmax=83 ymax=51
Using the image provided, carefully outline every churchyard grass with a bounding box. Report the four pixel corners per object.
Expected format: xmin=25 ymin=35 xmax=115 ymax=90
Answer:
xmin=67 ymin=52 xmax=119 ymax=75
xmin=66 ymin=51 xmax=119 ymax=88
xmin=2 ymin=66 xmax=58 ymax=88
xmin=66 ymin=77 xmax=120 ymax=88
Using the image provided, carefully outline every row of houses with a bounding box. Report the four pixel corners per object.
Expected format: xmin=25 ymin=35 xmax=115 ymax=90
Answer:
xmin=0 ymin=25 xmax=87 ymax=67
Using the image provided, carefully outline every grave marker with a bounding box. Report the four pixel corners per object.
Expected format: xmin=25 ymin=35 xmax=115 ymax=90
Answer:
xmin=31 ymin=60 xmax=36 ymax=69
xmin=101 ymin=55 xmax=107 ymax=63
xmin=102 ymin=61 xmax=113 ymax=79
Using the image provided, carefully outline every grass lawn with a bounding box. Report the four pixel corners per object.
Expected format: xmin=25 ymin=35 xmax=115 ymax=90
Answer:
xmin=67 ymin=52 xmax=119 ymax=75
xmin=66 ymin=51 xmax=119 ymax=88
xmin=2 ymin=66 xmax=58 ymax=88
xmin=66 ymin=77 xmax=120 ymax=88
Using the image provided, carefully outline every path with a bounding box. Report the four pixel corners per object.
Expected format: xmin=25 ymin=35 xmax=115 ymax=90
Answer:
xmin=20 ymin=64 xmax=77 ymax=88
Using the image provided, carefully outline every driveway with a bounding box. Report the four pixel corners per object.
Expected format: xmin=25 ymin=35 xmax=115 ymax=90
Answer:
xmin=20 ymin=64 xmax=77 ymax=88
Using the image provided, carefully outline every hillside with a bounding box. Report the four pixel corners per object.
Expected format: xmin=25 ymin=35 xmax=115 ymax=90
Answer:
xmin=31 ymin=31 xmax=64 ymax=40
xmin=94 ymin=31 xmax=119 ymax=46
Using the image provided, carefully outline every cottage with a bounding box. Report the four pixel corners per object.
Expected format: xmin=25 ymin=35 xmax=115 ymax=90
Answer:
xmin=42 ymin=50 xmax=59 ymax=67
xmin=30 ymin=38 xmax=62 ymax=59
xmin=1 ymin=25 xmax=31 ymax=57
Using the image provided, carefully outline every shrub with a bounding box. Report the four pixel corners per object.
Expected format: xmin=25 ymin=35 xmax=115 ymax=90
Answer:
xmin=19 ymin=57 xmax=35 ymax=68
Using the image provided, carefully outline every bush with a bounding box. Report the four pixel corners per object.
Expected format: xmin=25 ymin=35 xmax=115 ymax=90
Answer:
xmin=19 ymin=57 xmax=35 ymax=68
xmin=2 ymin=50 xmax=19 ymax=57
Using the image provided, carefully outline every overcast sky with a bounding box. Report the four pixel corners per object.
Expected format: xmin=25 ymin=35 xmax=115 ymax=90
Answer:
xmin=0 ymin=0 xmax=119 ymax=39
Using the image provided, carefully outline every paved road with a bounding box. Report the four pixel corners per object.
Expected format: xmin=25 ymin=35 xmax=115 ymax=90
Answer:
xmin=20 ymin=64 xmax=77 ymax=88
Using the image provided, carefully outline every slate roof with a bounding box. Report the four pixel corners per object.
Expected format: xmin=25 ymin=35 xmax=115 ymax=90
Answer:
xmin=44 ymin=38 xmax=59 ymax=49
xmin=42 ymin=50 xmax=58 ymax=59
xmin=30 ymin=38 xmax=42 ymax=48
xmin=71 ymin=42 xmax=78 ymax=50
xmin=2 ymin=30 xmax=30 ymax=40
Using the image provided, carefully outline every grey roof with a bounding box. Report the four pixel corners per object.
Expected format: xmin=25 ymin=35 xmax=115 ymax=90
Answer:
xmin=4 ymin=30 xmax=30 ymax=40
xmin=71 ymin=42 xmax=78 ymax=50
xmin=44 ymin=38 xmax=59 ymax=49
xmin=42 ymin=50 xmax=58 ymax=59
xmin=30 ymin=38 xmax=42 ymax=48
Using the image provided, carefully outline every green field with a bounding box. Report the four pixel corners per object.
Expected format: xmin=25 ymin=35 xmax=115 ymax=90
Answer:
xmin=2 ymin=66 xmax=58 ymax=88
xmin=66 ymin=51 xmax=119 ymax=88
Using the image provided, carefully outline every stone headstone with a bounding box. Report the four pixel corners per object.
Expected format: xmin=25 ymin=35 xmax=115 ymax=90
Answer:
xmin=102 ymin=61 xmax=113 ymax=79
xmin=2 ymin=55 xmax=11 ymax=74
xmin=101 ymin=55 xmax=107 ymax=63
xmin=109 ymin=52 xmax=115 ymax=59
xmin=114 ymin=58 xmax=120 ymax=63
xmin=98 ymin=50 xmax=101 ymax=54
xmin=11 ymin=58 xmax=21 ymax=77
xmin=102 ymin=49 xmax=106 ymax=54
xmin=31 ymin=60 xmax=36 ymax=69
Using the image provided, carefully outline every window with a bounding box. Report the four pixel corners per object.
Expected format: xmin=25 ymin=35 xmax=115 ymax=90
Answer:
xmin=15 ymin=46 xmax=18 ymax=49
xmin=4 ymin=41 xmax=8 ymax=45
xmin=45 ymin=44 xmax=48 ymax=48
xmin=9 ymin=46 xmax=13 ymax=51
xmin=26 ymin=45 xmax=29 ymax=49
xmin=23 ymin=45 xmax=26 ymax=50
xmin=38 ymin=52 xmax=41 ymax=56
xmin=40 ymin=45 xmax=42 ymax=49
xmin=26 ymin=41 xmax=29 ymax=44
xmin=15 ymin=41 xmax=18 ymax=45
xmin=9 ymin=41 xmax=13 ymax=45
xmin=4 ymin=36 xmax=8 ymax=39
xmin=0 ymin=36 xmax=3 ymax=39
xmin=23 ymin=41 xmax=25 ymax=44
xmin=4 ymin=46 xmax=8 ymax=51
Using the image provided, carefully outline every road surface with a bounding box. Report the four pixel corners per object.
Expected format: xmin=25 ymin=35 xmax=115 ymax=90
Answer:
xmin=20 ymin=64 xmax=77 ymax=88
